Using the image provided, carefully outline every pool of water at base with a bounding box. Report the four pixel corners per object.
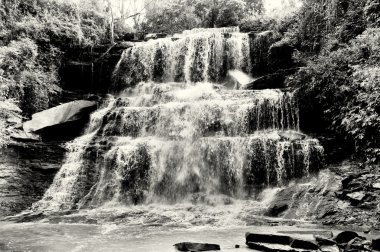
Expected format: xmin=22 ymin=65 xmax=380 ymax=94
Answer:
xmin=0 ymin=221 xmax=347 ymax=252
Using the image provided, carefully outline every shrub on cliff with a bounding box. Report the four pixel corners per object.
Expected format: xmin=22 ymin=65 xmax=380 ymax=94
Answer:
xmin=0 ymin=38 xmax=61 ymax=116
xmin=289 ymin=28 xmax=380 ymax=163
xmin=0 ymin=0 xmax=108 ymax=119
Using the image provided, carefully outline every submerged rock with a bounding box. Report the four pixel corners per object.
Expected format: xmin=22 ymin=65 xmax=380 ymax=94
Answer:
xmin=174 ymin=242 xmax=220 ymax=251
xmin=245 ymin=233 xmax=293 ymax=245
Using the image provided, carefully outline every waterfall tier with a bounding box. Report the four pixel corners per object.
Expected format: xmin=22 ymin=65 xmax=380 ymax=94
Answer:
xmin=112 ymin=28 xmax=252 ymax=90
xmin=33 ymin=82 xmax=323 ymax=212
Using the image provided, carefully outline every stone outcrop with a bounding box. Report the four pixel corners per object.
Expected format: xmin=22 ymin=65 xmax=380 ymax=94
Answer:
xmin=23 ymin=100 xmax=97 ymax=140
xmin=0 ymin=141 xmax=65 ymax=217
xmin=265 ymin=160 xmax=380 ymax=230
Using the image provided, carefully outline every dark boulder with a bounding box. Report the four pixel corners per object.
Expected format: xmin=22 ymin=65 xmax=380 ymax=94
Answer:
xmin=244 ymin=69 xmax=297 ymax=90
xmin=245 ymin=233 xmax=293 ymax=245
xmin=246 ymin=242 xmax=293 ymax=252
xmin=290 ymin=239 xmax=319 ymax=250
xmin=265 ymin=202 xmax=289 ymax=217
xmin=373 ymin=237 xmax=380 ymax=251
xmin=268 ymin=41 xmax=295 ymax=70
xmin=174 ymin=242 xmax=220 ymax=251
xmin=315 ymin=236 xmax=336 ymax=246
xmin=334 ymin=231 xmax=360 ymax=245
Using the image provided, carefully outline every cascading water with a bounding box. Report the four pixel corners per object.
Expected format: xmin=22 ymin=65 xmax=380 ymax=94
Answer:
xmin=33 ymin=28 xmax=324 ymax=223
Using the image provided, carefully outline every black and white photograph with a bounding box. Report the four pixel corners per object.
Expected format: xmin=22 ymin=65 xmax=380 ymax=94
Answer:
xmin=0 ymin=0 xmax=379 ymax=251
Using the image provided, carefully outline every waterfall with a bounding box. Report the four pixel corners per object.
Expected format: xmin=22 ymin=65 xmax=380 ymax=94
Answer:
xmin=112 ymin=27 xmax=251 ymax=89
xmin=33 ymin=28 xmax=324 ymax=213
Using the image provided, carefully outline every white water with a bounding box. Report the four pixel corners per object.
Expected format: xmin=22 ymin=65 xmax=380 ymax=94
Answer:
xmin=31 ymin=28 xmax=323 ymax=230
xmin=113 ymin=27 xmax=252 ymax=88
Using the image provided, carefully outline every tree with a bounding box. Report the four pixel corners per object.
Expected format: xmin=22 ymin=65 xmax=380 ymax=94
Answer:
xmin=245 ymin=0 xmax=264 ymax=14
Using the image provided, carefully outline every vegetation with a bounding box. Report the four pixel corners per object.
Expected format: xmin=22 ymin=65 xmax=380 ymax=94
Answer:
xmin=285 ymin=0 xmax=380 ymax=163
xmin=0 ymin=0 xmax=110 ymax=145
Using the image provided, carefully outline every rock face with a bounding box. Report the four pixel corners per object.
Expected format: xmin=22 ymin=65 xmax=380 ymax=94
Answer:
xmin=265 ymin=161 xmax=380 ymax=229
xmin=0 ymin=141 xmax=65 ymax=217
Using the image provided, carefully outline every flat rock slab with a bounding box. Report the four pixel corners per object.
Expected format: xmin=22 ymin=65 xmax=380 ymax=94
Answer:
xmin=174 ymin=242 xmax=220 ymax=251
xmin=247 ymin=242 xmax=313 ymax=252
xmin=23 ymin=100 xmax=97 ymax=133
xmin=290 ymin=239 xmax=319 ymax=250
xmin=246 ymin=233 xmax=293 ymax=245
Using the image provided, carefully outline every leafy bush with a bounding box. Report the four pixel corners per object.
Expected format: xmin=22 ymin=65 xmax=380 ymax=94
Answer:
xmin=0 ymin=38 xmax=61 ymax=116
xmin=289 ymin=28 xmax=380 ymax=163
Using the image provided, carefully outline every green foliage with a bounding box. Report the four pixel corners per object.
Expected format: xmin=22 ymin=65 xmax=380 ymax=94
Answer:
xmin=364 ymin=0 xmax=380 ymax=27
xmin=290 ymin=28 xmax=380 ymax=163
xmin=0 ymin=38 xmax=61 ymax=116
xmin=215 ymin=0 xmax=246 ymax=27
xmin=142 ymin=0 xmax=258 ymax=34
xmin=2 ymin=0 xmax=108 ymax=48
xmin=142 ymin=2 xmax=201 ymax=34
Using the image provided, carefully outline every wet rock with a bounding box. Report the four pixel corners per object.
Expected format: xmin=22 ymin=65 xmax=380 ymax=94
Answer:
xmin=373 ymin=237 xmax=380 ymax=251
xmin=246 ymin=242 xmax=293 ymax=252
xmin=10 ymin=130 xmax=41 ymax=142
xmin=315 ymin=236 xmax=336 ymax=246
xmin=265 ymin=202 xmax=289 ymax=217
xmin=290 ymin=239 xmax=319 ymax=250
xmin=334 ymin=231 xmax=359 ymax=245
xmin=245 ymin=69 xmax=296 ymax=90
xmin=345 ymin=237 xmax=370 ymax=251
xmin=268 ymin=41 xmax=294 ymax=70
xmin=7 ymin=116 xmax=22 ymax=125
xmin=346 ymin=192 xmax=366 ymax=204
xmin=245 ymin=233 xmax=293 ymax=245
xmin=279 ymin=130 xmax=307 ymax=141
xmin=145 ymin=33 xmax=167 ymax=41
xmin=174 ymin=242 xmax=220 ymax=251
xmin=0 ymin=142 xmax=65 ymax=217
xmin=372 ymin=183 xmax=380 ymax=190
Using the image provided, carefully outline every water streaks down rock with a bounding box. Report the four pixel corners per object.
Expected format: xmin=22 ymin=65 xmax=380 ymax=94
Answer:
xmin=31 ymin=27 xmax=324 ymax=214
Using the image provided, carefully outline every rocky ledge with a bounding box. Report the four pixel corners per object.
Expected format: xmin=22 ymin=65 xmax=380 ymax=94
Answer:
xmin=265 ymin=160 xmax=380 ymax=231
xmin=0 ymin=141 xmax=65 ymax=217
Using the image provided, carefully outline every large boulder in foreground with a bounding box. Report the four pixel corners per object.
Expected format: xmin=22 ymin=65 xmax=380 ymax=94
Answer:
xmin=23 ymin=100 xmax=97 ymax=140
xmin=174 ymin=242 xmax=220 ymax=251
